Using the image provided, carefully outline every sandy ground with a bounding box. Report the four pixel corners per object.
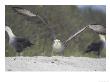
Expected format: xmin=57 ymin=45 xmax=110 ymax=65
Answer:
xmin=5 ymin=56 xmax=106 ymax=71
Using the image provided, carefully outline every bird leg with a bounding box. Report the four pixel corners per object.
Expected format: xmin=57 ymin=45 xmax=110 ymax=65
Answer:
xmin=97 ymin=51 xmax=101 ymax=58
xmin=51 ymin=49 xmax=54 ymax=56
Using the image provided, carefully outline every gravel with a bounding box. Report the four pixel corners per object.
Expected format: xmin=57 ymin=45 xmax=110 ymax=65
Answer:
xmin=5 ymin=56 xmax=106 ymax=71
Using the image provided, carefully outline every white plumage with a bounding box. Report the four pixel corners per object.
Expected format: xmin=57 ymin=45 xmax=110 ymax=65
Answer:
xmin=52 ymin=39 xmax=64 ymax=53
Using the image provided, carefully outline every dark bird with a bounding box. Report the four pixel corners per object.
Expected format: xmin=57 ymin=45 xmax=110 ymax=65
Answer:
xmin=11 ymin=7 xmax=77 ymax=56
xmin=85 ymin=40 xmax=105 ymax=57
xmin=65 ymin=24 xmax=106 ymax=57
xmin=12 ymin=7 xmax=106 ymax=57
xmin=5 ymin=26 xmax=34 ymax=56
xmin=85 ymin=34 xmax=106 ymax=58
xmin=12 ymin=7 xmax=50 ymax=56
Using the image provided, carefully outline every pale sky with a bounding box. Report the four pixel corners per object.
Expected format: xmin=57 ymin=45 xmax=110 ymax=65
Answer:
xmin=77 ymin=5 xmax=106 ymax=12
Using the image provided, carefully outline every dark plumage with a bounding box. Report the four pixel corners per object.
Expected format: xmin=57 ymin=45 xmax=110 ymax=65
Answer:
xmin=10 ymin=37 xmax=33 ymax=52
xmin=85 ymin=40 xmax=105 ymax=57
xmin=5 ymin=26 xmax=34 ymax=56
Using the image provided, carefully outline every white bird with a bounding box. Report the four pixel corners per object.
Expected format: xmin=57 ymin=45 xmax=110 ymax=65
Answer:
xmin=51 ymin=24 xmax=106 ymax=56
xmin=51 ymin=39 xmax=64 ymax=55
xmin=5 ymin=26 xmax=34 ymax=56
xmin=12 ymin=7 xmax=106 ymax=56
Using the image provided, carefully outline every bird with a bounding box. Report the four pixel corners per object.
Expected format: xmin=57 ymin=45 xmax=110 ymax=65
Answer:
xmin=51 ymin=39 xmax=64 ymax=56
xmin=84 ymin=34 xmax=106 ymax=58
xmin=64 ymin=24 xmax=106 ymax=43
xmin=11 ymin=7 xmax=76 ymax=56
xmin=11 ymin=7 xmax=106 ymax=57
xmin=5 ymin=26 xmax=34 ymax=56
xmin=84 ymin=24 xmax=106 ymax=58
xmin=12 ymin=7 xmax=50 ymax=56
xmin=51 ymin=24 xmax=106 ymax=56
xmin=65 ymin=24 xmax=106 ymax=57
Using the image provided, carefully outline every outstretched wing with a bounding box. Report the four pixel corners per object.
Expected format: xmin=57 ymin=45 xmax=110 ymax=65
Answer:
xmin=64 ymin=24 xmax=106 ymax=44
xmin=12 ymin=7 xmax=48 ymax=24
xmin=64 ymin=26 xmax=88 ymax=44
xmin=88 ymin=24 xmax=106 ymax=35
xmin=13 ymin=7 xmax=57 ymax=41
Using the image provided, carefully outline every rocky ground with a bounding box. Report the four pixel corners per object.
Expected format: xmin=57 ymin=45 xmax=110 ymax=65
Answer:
xmin=5 ymin=56 xmax=106 ymax=71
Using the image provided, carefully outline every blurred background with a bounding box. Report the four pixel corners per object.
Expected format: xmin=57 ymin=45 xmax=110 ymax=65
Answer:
xmin=5 ymin=5 xmax=106 ymax=57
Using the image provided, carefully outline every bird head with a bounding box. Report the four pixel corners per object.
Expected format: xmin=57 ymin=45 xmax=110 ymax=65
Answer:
xmin=54 ymin=39 xmax=61 ymax=44
xmin=54 ymin=39 xmax=60 ymax=42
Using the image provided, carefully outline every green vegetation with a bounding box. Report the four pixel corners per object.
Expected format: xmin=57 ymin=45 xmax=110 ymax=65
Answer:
xmin=5 ymin=5 xmax=106 ymax=57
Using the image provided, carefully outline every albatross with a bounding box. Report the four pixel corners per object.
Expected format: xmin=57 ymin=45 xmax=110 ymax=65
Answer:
xmin=85 ymin=36 xmax=105 ymax=58
xmin=84 ymin=29 xmax=106 ymax=58
xmin=65 ymin=24 xmax=106 ymax=57
xmin=5 ymin=26 xmax=34 ymax=56
xmin=11 ymin=7 xmax=106 ymax=57
xmin=51 ymin=24 xmax=106 ymax=56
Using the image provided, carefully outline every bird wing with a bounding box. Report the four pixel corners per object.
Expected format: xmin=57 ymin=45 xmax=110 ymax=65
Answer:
xmin=16 ymin=37 xmax=33 ymax=47
xmin=12 ymin=7 xmax=48 ymax=24
xmin=12 ymin=7 xmax=57 ymax=41
xmin=12 ymin=7 xmax=36 ymax=17
xmin=64 ymin=24 xmax=106 ymax=44
xmin=64 ymin=26 xmax=88 ymax=44
xmin=12 ymin=7 xmax=56 ymax=39
xmin=88 ymin=25 xmax=106 ymax=35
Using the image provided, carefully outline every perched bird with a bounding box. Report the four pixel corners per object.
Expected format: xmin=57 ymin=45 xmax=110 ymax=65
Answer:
xmin=65 ymin=24 xmax=106 ymax=57
xmin=52 ymin=39 xmax=64 ymax=55
xmin=11 ymin=7 xmax=77 ymax=56
xmin=12 ymin=7 xmax=106 ymax=57
xmin=5 ymin=26 xmax=34 ymax=56
xmin=12 ymin=7 xmax=50 ymax=55
xmin=64 ymin=24 xmax=106 ymax=57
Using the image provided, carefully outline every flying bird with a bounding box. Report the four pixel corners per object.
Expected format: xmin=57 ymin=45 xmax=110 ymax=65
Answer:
xmin=5 ymin=26 xmax=34 ymax=56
